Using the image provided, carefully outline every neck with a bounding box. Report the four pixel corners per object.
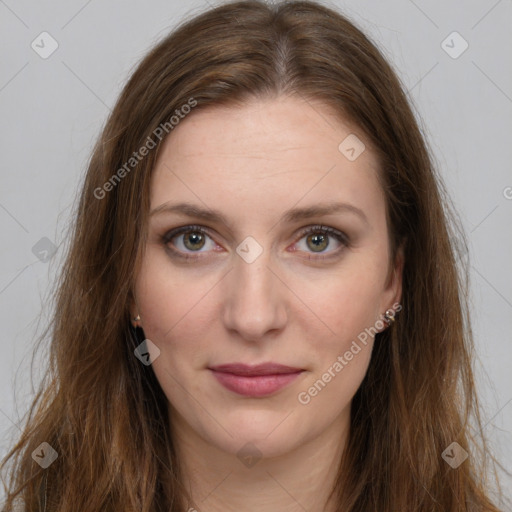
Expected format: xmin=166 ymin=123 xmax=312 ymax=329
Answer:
xmin=169 ymin=408 xmax=349 ymax=512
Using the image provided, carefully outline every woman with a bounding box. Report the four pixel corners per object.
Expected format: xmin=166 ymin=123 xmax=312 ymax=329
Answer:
xmin=0 ymin=1 xmax=505 ymax=510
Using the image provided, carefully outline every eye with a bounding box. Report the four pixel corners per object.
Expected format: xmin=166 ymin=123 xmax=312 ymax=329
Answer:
xmin=162 ymin=225 xmax=218 ymax=258
xmin=292 ymin=225 xmax=349 ymax=259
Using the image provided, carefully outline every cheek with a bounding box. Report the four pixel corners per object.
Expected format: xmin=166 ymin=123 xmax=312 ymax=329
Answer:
xmin=135 ymin=249 xmax=215 ymax=342
xmin=295 ymin=271 xmax=380 ymax=411
xmin=133 ymin=253 xmax=210 ymax=402
xmin=291 ymin=259 xmax=386 ymax=348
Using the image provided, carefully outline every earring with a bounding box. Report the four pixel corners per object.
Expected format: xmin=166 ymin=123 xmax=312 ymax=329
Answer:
xmin=129 ymin=316 xmax=145 ymax=348
xmin=383 ymin=309 xmax=396 ymax=326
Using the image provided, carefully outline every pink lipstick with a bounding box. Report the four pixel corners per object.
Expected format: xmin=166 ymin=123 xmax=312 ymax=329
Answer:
xmin=209 ymin=363 xmax=304 ymax=397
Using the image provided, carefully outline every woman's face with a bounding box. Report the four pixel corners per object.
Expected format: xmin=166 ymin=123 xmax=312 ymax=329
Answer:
xmin=132 ymin=95 xmax=402 ymax=459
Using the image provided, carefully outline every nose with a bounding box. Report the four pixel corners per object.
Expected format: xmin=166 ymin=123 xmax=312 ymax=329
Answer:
xmin=221 ymin=245 xmax=288 ymax=343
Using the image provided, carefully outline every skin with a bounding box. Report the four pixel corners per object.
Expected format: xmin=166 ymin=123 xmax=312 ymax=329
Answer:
xmin=131 ymin=95 xmax=403 ymax=512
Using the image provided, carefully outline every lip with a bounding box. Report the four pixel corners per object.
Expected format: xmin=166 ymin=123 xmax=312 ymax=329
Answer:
xmin=209 ymin=363 xmax=304 ymax=397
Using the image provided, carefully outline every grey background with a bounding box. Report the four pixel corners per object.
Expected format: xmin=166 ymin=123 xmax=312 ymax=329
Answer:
xmin=1 ymin=0 xmax=511 ymax=505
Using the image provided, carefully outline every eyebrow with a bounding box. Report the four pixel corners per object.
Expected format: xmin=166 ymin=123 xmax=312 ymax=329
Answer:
xmin=149 ymin=201 xmax=369 ymax=227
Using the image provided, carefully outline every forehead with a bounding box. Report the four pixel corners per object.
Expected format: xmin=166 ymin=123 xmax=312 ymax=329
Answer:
xmin=159 ymin=95 xmax=374 ymax=162
xmin=149 ymin=95 xmax=383 ymax=224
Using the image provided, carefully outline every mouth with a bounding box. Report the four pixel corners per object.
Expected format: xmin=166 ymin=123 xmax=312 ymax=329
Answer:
xmin=208 ymin=363 xmax=304 ymax=397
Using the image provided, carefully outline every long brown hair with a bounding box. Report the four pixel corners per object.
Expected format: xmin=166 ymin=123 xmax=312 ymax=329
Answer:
xmin=1 ymin=1 xmax=505 ymax=510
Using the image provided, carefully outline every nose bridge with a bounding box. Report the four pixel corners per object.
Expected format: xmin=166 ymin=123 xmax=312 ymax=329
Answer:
xmin=222 ymin=238 xmax=287 ymax=339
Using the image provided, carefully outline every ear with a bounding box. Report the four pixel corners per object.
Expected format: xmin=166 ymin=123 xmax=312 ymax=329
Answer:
xmin=383 ymin=242 xmax=405 ymax=311
xmin=127 ymin=293 xmax=140 ymax=326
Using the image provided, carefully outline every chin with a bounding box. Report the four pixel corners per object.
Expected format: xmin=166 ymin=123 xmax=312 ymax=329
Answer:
xmin=205 ymin=411 xmax=306 ymax=459
xmin=222 ymin=431 xmax=301 ymax=461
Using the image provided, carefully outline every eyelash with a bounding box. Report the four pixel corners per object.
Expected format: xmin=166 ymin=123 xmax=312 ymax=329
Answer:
xmin=161 ymin=224 xmax=349 ymax=261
